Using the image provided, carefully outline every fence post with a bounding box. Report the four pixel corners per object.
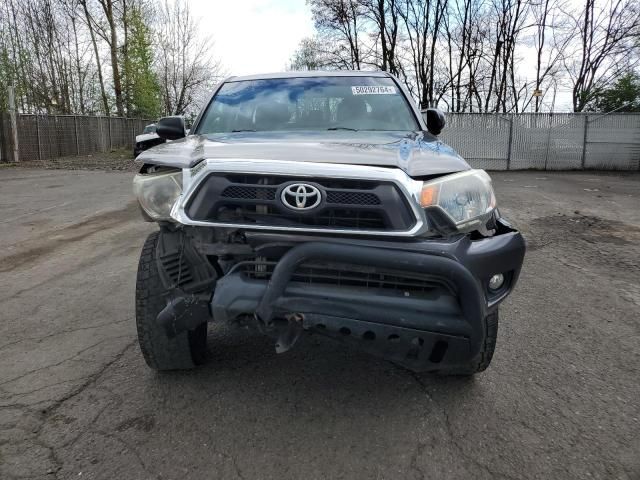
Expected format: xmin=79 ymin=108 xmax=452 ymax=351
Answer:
xmin=581 ymin=115 xmax=589 ymax=169
xmin=35 ymin=114 xmax=41 ymax=160
xmin=8 ymin=86 xmax=19 ymax=162
xmin=98 ymin=116 xmax=104 ymax=152
xmin=108 ymin=117 xmax=112 ymax=151
xmin=74 ymin=115 xmax=80 ymax=155
xmin=506 ymin=115 xmax=514 ymax=170
xmin=544 ymin=112 xmax=554 ymax=170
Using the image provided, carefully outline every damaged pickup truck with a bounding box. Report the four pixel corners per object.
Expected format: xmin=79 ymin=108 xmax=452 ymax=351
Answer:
xmin=133 ymin=71 xmax=525 ymax=375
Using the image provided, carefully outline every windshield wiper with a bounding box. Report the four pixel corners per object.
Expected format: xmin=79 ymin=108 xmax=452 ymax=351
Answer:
xmin=231 ymin=129 xmax=257 ymax=132
xmin=327 ymin=126 xmax=359 ymax=131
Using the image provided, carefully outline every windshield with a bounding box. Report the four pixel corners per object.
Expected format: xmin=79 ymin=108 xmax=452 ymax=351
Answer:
xmin=143 ymin=124 xmax=156 ymax=134
xmin=196 ymin=76 xmax=419 ymax=134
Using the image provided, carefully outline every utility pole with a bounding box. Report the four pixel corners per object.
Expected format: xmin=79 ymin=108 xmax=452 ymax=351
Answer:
xmin=8 ymin=86 xmax=19 ymax=162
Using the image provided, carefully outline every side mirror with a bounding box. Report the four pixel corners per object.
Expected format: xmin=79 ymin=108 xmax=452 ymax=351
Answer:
xmin=156 ymin=116 xmax=186 ymax=140
xmin=425 ymin=108 xmax=446 ymax=135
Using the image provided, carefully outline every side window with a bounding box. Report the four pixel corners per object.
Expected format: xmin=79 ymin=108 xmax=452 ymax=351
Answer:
xmin=201 ymin=101 xmax=227 ymax=132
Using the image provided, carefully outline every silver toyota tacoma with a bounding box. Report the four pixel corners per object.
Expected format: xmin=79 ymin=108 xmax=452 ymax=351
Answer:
xmin=133 ymin=71 xmax=525 ymax=375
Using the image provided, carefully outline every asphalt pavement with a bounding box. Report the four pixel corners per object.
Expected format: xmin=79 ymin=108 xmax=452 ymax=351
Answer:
xmin=0 ymin=167 xmax=638 ymax=480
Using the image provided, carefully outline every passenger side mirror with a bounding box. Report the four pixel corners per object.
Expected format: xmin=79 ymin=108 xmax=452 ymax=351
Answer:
xmin=425 ymin=108 xmax=446 ymax=136
xmin=156 ymin=116 xmax=186 ymax=140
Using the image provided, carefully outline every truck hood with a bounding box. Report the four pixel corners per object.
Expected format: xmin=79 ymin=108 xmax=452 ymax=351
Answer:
xmin=136 ymin=131 xmax=470 ymax=177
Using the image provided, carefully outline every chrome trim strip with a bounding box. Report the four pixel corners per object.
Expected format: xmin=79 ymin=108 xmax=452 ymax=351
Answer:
xmin=171 ymin=159 xmax=427 ymax=237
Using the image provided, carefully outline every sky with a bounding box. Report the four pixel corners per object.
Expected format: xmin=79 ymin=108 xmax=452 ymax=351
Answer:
xmin=190 ymin=0 xmax=315 ymax=76
xmin=188 ymin=0 xmax=574 ymax=111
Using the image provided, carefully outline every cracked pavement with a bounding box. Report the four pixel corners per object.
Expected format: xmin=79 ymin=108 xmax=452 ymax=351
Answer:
xmin=0 ymin=167 xmax=639 ymax=479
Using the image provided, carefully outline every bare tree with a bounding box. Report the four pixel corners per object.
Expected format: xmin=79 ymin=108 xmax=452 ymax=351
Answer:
xmin=445 ymin=0 xmax=506 ymax=112
xmin=289 ymin=37 xmax=331 ymax=70
xmin=156 ymin=0 xmax=224 ymax=116
xmin=485 ymin=0 xmax=528 ymax=112
xmin=398 ymin=0 xmax=448 ymax=108
xmin=309 ymin=0 xmax=365 ymax=69
xmin=5 ymin=0 xmax=638 ymax=118
xmin=78 ymin=0 xmax=110 ymax=115
xmin=360 ymin=0 xmax=402 ymax=73
xmin=566 ymin=0 xmax=640 ymax=111
xmin=94 ymin=0 xmax=125 ymax=116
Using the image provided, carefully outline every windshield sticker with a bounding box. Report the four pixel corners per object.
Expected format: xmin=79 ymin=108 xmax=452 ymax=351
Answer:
xmin=351 ymin=86 xmax=397 ymax=95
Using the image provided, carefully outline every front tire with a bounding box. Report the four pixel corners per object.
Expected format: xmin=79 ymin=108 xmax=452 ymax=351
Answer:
xmin=135 ymin=231 xmax=208 ymax=370
xmin=445 ymin=310 xmax=498 ymax=376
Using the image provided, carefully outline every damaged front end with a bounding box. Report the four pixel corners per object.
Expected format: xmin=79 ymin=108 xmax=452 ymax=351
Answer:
xmin=150 ymin=219 xmax=525 ymax=373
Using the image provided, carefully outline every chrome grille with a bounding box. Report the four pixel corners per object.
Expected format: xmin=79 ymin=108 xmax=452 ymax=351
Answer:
xmin=186 ymin=173 xmax=416 ymax=232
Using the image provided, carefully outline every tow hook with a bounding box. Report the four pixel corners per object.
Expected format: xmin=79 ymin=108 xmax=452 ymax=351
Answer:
xmin=252 ymin=312 xmax=305 ymax=354
xmin=274 ymin=313 xmax=305 ymax=353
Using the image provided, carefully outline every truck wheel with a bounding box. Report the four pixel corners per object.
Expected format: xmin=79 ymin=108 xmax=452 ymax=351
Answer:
xmin=135 ymin=231 xmax=208 ymax=370
xmin=446 ymin=310 xmax=498 ymax=376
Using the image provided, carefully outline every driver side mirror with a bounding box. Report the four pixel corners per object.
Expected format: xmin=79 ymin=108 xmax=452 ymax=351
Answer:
xmin=156 ymin=116 xmax=186 ymax=140
xmin=425 ymin=108 xmax=446 ymax=136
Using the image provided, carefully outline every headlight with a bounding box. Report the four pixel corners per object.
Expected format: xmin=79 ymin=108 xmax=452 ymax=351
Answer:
xmin=419 ymin=169 xmax=496 ymax=231
xmin=132 ymin=170 xmax=182 ymax=220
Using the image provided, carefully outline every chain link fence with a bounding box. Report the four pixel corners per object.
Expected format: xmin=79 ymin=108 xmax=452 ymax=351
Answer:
xmin=437 ymin=112 xmax=640 ymax=171
xmin=0 ymin=114 xmax=152 ymax=162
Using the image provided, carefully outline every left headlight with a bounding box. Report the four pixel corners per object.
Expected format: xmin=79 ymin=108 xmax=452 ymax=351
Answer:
xmin=133 ymin=170 xmax=182 ymax=220
xmin=419 ymin=169 xmax=496 ymax=231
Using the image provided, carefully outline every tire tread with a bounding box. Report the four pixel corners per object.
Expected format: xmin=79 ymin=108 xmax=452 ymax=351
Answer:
xmin=135 ymin=231 xmax=207 ymax=370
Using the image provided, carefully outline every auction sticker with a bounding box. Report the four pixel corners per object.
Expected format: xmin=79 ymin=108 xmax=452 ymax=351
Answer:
xmin=351 ymin=86 xmax=396 ymax=95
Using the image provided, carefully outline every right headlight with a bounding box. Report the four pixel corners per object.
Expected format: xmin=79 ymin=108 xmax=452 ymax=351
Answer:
xmin=419 ymin=169 xmax=496 ymax=231
xmin=133 ymin=170 xmax=182 ymax=221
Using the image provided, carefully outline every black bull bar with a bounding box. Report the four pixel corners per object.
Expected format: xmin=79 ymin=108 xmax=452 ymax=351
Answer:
xmin=208 ymin=234 xmax=524 ymax=372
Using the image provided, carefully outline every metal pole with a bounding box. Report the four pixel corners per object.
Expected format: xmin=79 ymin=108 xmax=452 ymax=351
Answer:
xmin=506 ymin=115 xmax=514 ymax=170
xmin=543 ymin=87 xmax=557 ymax=170
xmin=97 ymin=116 xmax=103 ymax=152
xmin=581 ymin=115 xmax=589 ymax=169
xmin=544 ymin=113 xmax=553 ymax=170
xmin=35 ymin=114 xmax=41 ymax=160
xmin=108 ymin=117 xmax=112 ymax=151
xmin=74 ymin=115 xmax=80 ymax=155
xmin=8 ymin=86 xmax=19 ymax=162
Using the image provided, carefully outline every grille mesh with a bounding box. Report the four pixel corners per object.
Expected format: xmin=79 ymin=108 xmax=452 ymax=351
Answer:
xmin=221 ymin=185 xmax=276 ymax=200
xmin=216 ymin=204 xmax=386 ymax=229
xmin=326 ymin=191 xmax=380 ymax=205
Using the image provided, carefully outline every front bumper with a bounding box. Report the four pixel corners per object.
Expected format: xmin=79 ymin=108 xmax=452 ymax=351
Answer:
xmin=209 ymin=220 xmax=525 ymax=372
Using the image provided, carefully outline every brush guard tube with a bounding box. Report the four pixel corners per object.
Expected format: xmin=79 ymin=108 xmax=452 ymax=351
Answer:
xmin=256 ymin=243 xmax=485 ymax=333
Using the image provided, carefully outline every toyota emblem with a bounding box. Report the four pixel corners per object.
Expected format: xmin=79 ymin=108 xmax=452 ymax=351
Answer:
xmin=281 ymin=183 xmax=322 ymax=211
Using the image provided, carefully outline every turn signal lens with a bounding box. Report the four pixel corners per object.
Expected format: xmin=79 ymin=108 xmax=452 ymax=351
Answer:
xmin=420 ymin=184 xmax=438 ymax=207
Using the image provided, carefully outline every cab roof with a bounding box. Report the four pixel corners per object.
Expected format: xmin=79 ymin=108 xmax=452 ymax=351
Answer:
xmin=227 ymin=70 xmax=391 ymax=82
